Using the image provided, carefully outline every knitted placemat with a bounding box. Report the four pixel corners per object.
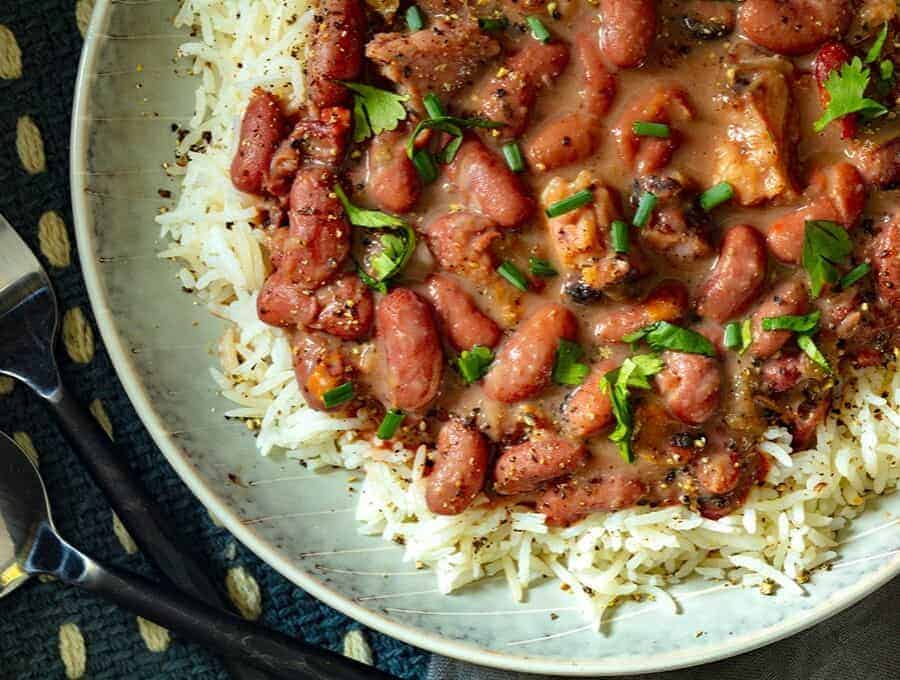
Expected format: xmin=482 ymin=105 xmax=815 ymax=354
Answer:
xmin=0 ymin=2 xmax=428 ymax=678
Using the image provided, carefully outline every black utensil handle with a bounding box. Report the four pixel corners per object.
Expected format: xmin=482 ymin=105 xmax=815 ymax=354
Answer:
xmin=43 ymin=380 xmax=388 ymax=680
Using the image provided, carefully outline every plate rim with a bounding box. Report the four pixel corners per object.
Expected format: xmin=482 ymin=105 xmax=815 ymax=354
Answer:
xmin=68 ymin=1 xmax=900 ymax=674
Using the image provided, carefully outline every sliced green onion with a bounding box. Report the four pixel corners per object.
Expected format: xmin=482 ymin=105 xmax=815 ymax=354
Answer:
xmin=497 ymin=261 xmax=529 ymax=292
xmin=502 ymin=141 xmax=524 ymax=172
xmin=611 ymin=219 xmax=630 ymax=254
xmin=699 ymin=182 xmax=734 ymax=212
xmin=377 ymin=409 xmax=405 ymax=439
xmin=632 ymin=121 xmax=670 ymax=138
xmin=405 ymin=5 xmax=424 ymax=31
xmin=528 ymin=257 xmax=557 ymax=277
xmin=632 ymin=192 xmax=657 ymax=227
xmin=546 ymin=188 xmax=593 ymax=218
xmin=762 ymin=311 xmax=821 ymax=333
xmin=881 ymin=59 xmax=894 ymax=80
xmin=423 ymin=93 xmax=445 ymax=119
xmin=840 ymin=262 xmax=871 ymax=289
xmin=412 ymin=149 xmax=438 ymax=183
xmin=525 ymin=15 xmax=551 ymax=43
xmin=478 ymin=16 xmax=509 ymax=32
xmin=723 ymin=322 xmax=742 ymax=350
xmin=740 ymin=319 xmax=753 ymax=355
xmin=457 ymin=345 xmax=494 ymax=384
xmin=323 ymin=382 xmax=355 ymax=408
xmin=797 ymin=334 xmax=831 ymax=373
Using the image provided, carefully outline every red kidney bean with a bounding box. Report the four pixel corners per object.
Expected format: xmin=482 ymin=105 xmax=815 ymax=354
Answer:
xmin=483 ymin=304 xmax=578 ymax=403
xmin=759 ymin=352 xmax=814 ymax=393
xmin=377 ymin=288 xmax=444 ymax=411
xmin=493 ymin=431 xmax=586 ymax=495
xmin=612 ymin=86 xmax=692 ymax=174
xmin=424 ymin=274 xmax=501 ymax=351
xmin=366 ymin=129 xmax=421 ymax=214
xmin=525 ymin=112 xmax=599 ymax=173
xmin=599 ymin=0 xmax=657 ymax=68
xmin=697 ymin=224 xmax=768 ymax=323
xmin=538 ymin=474 xmax=647 ymax=526
xmin=426 ymin=420 xmax=490 ymax=515
xmin=230 ymin=89 xmax=286 ymax=195
xmin=738 ymin=0 xmax=852 ymax=57
xmin=560 ymin=359 xmax=617 ymax=439
xmin=446 ymin=137 xmax=535 ymax=228
xmin=593 ymin=280 xmax=689 ymax=342
xmin=257 ymin=271 xmax=317 ymax=328
xmin=655 ymin=351 xmax=721 ymax=425
xmin=871 ymin=213 xmax=900 ymax=308
xmin=311 ymin=274 xmax=374 ymax=340
xmin=306 ymin=0 xmax=366 ymax=109
xmin=292 ymin=331 xmax=356 ymax=411
xmin=749 ymin=277 xmax=810 ymax=358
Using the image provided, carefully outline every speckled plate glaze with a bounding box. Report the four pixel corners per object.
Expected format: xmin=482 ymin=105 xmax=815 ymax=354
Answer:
xmin=70 ymin=1 xmax=900 ymax=675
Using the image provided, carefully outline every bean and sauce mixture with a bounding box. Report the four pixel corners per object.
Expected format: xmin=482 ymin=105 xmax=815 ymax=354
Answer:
xmin=230 ymin=0 xmax=900 ymax=526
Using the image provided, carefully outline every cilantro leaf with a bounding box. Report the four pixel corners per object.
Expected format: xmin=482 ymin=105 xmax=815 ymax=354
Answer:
xmin=341 ymin=82 xmax=409 ymax=143
xmin=599 ymin=354 xmax=665 ymax=463
xmin=865 ymin=23 xmax=889 ymax=64
xmin=552 ymin=339 xmax=590 ymax=386
xmin=622 ymin=321 xmax=716 ymax=357
xmin=813 ymin=57 xmax=888 ymax=133
xmin=802 ymin=220 xmax=853 ymax=297
xmin=457 ymin=345 xmax=494 ymax=384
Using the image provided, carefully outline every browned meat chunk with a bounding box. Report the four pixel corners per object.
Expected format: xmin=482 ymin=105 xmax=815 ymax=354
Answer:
xmin=632 ymin=175 xmax=712 ymax=263
xmin=424 ymin=211 xmax=501 ymax=285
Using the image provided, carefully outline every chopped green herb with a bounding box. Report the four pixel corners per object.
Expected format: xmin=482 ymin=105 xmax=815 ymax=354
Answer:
xmin=802 ymin=220 xmax=853 ymax=297
xmin=334 ymin=184 xmax=405 ymax=228
xmin=457 ymin=345 xmax=495 ymax=384
xmin=865 ymin=22 xmax=889 ymax=64
xmin=341 ymin=81 xmax=410 ymax=143
xmin=599 ymin=354 xmax=666 ymax=463
xmin=813 ymin=57 xmax=888 ymax=133
xmin=370 ymin=232 xmax=408 ymax=279
xmin=881 ymin=58 xmax=895 ymax=81
xmin=622 ymin=321 xmax=716 ymax=357
xmin=611 ymin=220 xmax=630 ymax=254
xmin=528 ymin=257 xmax=557 ymax=278
xmin=632 ymin=121 xmax=670 ymax=138
xmin=356 ymin=264 xmax=387 ymax=293
xmin=423 ymin=93 xmax=445 ymax=119
xmin=797 ymin=334 xmax=831 ymax=373
xmin=840 ymin=262 xmax=871 ymax=289
xmin=406 ymin=115 xmax=504 ymax=164
xmin=525 ymin=15 xmax=551 ymax=43
xmin=497 ymin=261 xmax=529 ymax=292
xmin=699 ymin=182 xmax=734 ymax=212
xmin=406 ymin=5 xmax=424 ymax=31
xmin=323 ymin=382 xmax=355 ymax=408
xmin=377 ymin=409 xmax=405 ymax=439
xmin=412 ymin=149 xmax=438 ymax=183
xmin=740 ymin=319 xmax=753 ymax=355
xmin=633 ymin=192 xmax=657 ymax=227
xmin=762 ymin=311 xmax=821 ymax=333
xmin=502 ymin=141 xmax=525 ymax=172
xmin=545 ymin=188 xmax=593 ymax=218
xmin=723 ymin=322 xmax=742 ymax=350
xmin=552 ymin=339 xmax=590 ymax=386
xmin=478 ymin=16 xmax=509 ymax=32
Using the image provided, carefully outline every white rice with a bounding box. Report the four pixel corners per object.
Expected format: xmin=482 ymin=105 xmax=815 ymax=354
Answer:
xmin=161 ymin=0 xmax=900 ymax=630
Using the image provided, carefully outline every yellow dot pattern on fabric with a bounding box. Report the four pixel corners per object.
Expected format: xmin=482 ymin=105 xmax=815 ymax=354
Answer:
xmin=136 ymin=617 xmax=171 ymax=653
xmin=112 ymin=513 xmax=139 ymax=555
xmin=62 ymin=307 xmax=95 ymax=364
xmin=13 ymin=431 xmax=38 ymax=467
xmin=38 ymin=211 xmax=72 ymax=268
xmin=226 ymin=567 xmax=262 ymax=621
xmin=89 ymin=398 xmax=114 ymax=439
xmin=76 ymin=0 xmax=95 ymax=39
xmin=59 ymin=623 xmax=87 ymax=679
xmin=343 ymin=629 xmax=374 ymax=666
xmin=0 ymin=25 xmax=22 ymax=79
xmin=16 ymin=115 xmax=46 ymax=175
xmin=0 ymin=375 xmax=13 ymax=396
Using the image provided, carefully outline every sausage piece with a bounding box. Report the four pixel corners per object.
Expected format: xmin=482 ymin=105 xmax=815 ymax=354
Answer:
xmin=655 ymin=351 xmax=721 ymax=425
xmin=366 ymin=129 xmax=421 ymax=214
xmin=749 ymin=277 xmax=809 ymax=358
xmin=424 ymin=274 xmax=501 ymax=351
xmin=446 ymin=137 xmax=535 ymax=228
xmin=425 ymin=420 xmax=490 ymax=515
xmin=306 ymin=0 xmax=366 ymax=109
xmin=424 ymin=211 xmax=501 ymax=285
xmin=560 ymin=359 xmax=617 ymax=439
xmin=738 ymin=0 xmax=852 ymax=56
xmin=599 ymin=0 xmax=657 ymax=68
xmin=593 ymin=280 xmax=689 ymax=342
xmin=483 ymin=304 xmax=578 ymax=403
xmin=231 ymin=89 xmax=285 ymax=195
xmin=538 ymin=474 xmax=647 ymax=526
xmin=377 ymin=288 xmax=444 ymax=411
xmin=697 ymin=225 xmax=768 ymax=323
xmin=493 ymin=431 xmax=586 ymax=495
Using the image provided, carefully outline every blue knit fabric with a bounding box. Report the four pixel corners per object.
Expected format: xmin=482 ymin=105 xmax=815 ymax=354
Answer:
xmin=0 ymin=3 xmax=428 ymax=678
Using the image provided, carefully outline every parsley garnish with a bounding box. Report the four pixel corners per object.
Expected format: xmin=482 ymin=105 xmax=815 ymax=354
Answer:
xmin=813 ymin=57 xmax=888 ymax=133
xmin=802 ymin=220 xmax=853 ymax=297
xmin=457 ymin=345 xmax=494 ymax=384
xmin=762 ymin=311 xmax=821 ymax=333
xmin=552 ymin=340 xmax=590 ymax=386
xmin=865 ymin=23 xmax=889 ymax=64
xmin=341 ymin=82 xmax=410 ymax=143
xmin=622 ymin=321 xmax=716 ymax=357
xmin=405 ymin=116 xmax=504 ymax=165
xmin=599 ymin=355 xmax=666 ymax=463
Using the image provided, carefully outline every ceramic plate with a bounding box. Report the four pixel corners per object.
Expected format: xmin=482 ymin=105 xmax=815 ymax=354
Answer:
xmin=70 ymin=1 xmax=900 ymax=675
